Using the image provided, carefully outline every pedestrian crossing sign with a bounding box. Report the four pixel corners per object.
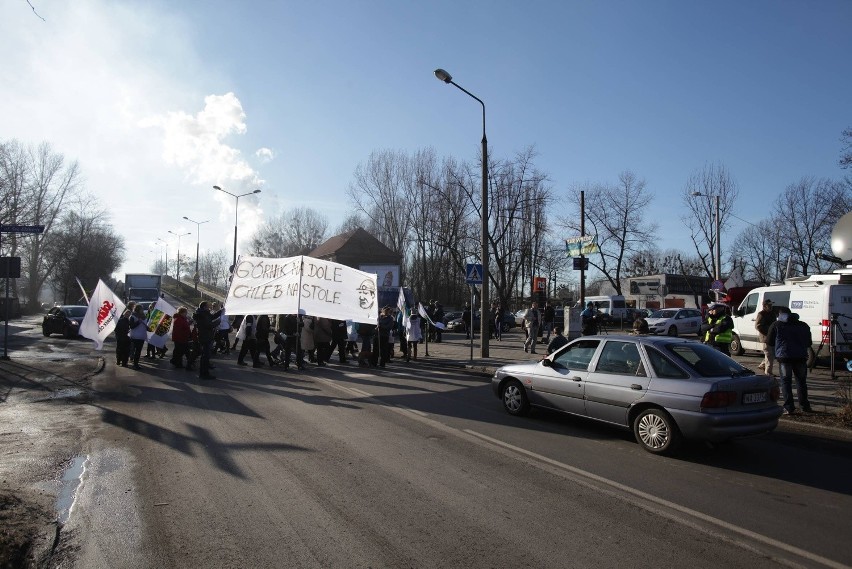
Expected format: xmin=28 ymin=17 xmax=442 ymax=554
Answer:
xmin=465 ymin=263 xmax=483 ymax=284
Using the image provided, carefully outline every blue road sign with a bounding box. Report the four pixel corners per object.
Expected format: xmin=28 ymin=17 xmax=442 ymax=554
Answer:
xmin=465 ymin=263 xmax=483 ymax=285
xmin=0 ymin=224 xmax=45 ymax=234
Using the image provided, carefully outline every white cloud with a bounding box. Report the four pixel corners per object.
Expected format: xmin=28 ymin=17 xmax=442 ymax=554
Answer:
xmin=0 ymin=1 xmax=268 ymax=277
xmin=256 ymin=147 xmax=275 ymax=163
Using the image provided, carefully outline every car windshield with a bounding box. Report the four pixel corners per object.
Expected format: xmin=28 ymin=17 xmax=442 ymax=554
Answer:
xmin=64 ymin=306 xmax=88 ymax=318
xmin=665 ymin=342 xmax=752 ymax=377
xmin=650 ymin=310 xmax=677 ymax=319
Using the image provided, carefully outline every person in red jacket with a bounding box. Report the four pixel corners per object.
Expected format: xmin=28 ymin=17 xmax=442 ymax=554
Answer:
xmin=170 ymin=307 xmax=192 ymax=369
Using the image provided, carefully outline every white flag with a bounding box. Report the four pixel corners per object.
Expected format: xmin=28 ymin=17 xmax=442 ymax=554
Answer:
xmin=79 ymin=280 xmax=126 ymax=350
xmin=144 ymin=297 xmax=177 ymax=349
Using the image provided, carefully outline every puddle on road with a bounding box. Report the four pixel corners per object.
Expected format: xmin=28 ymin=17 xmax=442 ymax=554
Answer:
xmin=56 ymin=455 xmax=88 ymax=525
xmin=50 ymin=388 xmax=84 ymax=400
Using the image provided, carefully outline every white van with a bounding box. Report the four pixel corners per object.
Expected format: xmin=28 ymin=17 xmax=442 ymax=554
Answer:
xmin=579 ymin=295 xmax=629 ymax=321
xmin=730 ymin=269 xmax=852 ymax=366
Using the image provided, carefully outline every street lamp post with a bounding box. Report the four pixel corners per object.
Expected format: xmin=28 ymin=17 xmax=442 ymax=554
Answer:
xmin=183 ymin=216 xmax=210 ymax=291
xmin=156 ymin=238 xmax=168 ymax=277
xmin=168 ymin=230 xmax=191 ymax=284
xmin=213 ymin=185 xmax=262 ymax=271
xmin=434 ymin=68 xmax=489 ymax=358
xmin=692 ymin=192 xmax=721 ymax=283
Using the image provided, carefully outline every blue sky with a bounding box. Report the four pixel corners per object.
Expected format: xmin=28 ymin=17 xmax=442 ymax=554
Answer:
xmin=2 ymin=0 xmax=850 ymax=281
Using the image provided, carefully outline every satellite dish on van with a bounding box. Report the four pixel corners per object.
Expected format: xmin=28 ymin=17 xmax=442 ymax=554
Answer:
xmin=830 ymin=211 xmax=852 ymax=262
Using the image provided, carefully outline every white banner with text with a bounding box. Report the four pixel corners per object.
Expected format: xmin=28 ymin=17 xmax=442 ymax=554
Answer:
xmin=224 ymin=255 xmax=378 ymax=324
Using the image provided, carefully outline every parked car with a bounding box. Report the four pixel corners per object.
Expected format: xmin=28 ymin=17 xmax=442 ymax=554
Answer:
xmin=646 ymin=308 xmax=704 ymax=336
xmin=447 ymin=310 xmax=515 ymax=333
xmin=492 ymin=334 xmax=782 ymax=455
xmin=442 ymin=311 xmax=462 ymax=327
xmin=514 ymin=309 xmax=527 ymax=327
xmin=42 ymin=305 xmax=88 ymax=338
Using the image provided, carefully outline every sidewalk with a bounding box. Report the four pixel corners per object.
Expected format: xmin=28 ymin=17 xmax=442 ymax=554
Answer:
xmin=419 ymin=328 xmax=850 ymax=416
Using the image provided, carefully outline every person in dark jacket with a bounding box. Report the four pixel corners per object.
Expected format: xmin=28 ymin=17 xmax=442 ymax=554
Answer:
xmin=766 ymin=307 xmax=812 ymax=414
xmin=755 ymin=299 xmax=777 ymax=375
xmin=330 ymin=319 xmax=349 ymax=363
xmin=546 ymin=326 xmax=569 ymax=355
xmin=114 ymin=303 xmax=134 ymax=367
xmin=377 ymin=306 xmax=395 ymax=368
xmin=193 ymin=301 xmax=222 ymax=379
xmin=255 ymin=314 xmax=275 ymax=367
xmin=280 ymin=314 xmax=305 ymax=370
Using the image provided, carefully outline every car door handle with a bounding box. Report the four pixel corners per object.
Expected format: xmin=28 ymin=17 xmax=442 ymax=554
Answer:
xmin=571 ymin=376 xmax=583 ymax=382
xmin=630 ymin=384 xmax=643 ymax=390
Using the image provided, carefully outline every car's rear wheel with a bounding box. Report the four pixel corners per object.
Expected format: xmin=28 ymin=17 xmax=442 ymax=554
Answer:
xmin=502 ymin=379 xmax=530 ymax=416
xmin=730 ymin=333 xmax=744 ymax=356
xmin=667 ymin=325 xmax=678 ymax=337
xmin=633 ymin=408 xmax=681 ymax=455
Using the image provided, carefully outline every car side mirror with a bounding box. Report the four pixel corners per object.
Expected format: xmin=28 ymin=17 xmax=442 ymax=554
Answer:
xmin=541 ymin=358 xmax=552 ymax=367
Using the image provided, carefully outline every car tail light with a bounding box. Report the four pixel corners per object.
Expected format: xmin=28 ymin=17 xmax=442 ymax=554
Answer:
xmin=770 ymin=385 xmax=780 ymax=401
xmin=700 ymin=391 xmax=737 ymax=409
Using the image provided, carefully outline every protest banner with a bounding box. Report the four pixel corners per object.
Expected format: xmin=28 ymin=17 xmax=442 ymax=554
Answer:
xmin=145 ymin=297 xmax=176 ymax=348
xmin=79 ymin=279 xmax=126 ymax=350
xmin=224 ymin=255 xmax=378 ymax=324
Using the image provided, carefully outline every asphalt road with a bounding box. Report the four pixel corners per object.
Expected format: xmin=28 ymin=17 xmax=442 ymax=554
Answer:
xmin=61 ymin=349 xmax=852 ymax=568
xmin=3 ymin=311 xmax=852 ymax=569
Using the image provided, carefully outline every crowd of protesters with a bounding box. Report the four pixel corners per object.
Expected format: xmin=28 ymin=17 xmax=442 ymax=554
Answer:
xmin=113 ymin=299 xmax=448 ymax=379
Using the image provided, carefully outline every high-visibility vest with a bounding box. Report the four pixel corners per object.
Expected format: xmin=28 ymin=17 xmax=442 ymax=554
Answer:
xmin=704 ymin=316 xmax=732 ymax=343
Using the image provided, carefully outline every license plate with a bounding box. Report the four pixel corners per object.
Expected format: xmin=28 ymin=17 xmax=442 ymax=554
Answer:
xmin=743 ymin=392 xmax=767 ymax=404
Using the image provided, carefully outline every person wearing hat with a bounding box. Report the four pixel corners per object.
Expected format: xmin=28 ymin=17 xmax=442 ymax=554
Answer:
xmin=755 ymin=299 xmax=777 ymax=375
xmin=377 ymin=306 xmax=396 ymax=368
xmin=703 ymin=303 xmax=734 ymax=355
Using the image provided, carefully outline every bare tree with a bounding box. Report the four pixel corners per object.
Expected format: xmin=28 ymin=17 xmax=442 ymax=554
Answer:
xmin=44 ymin=202 xmax=124 ymax=303
xmin=561 ymin=171 xmax=657 ymax=295
xmin=0 ymin=141 xmax=82 ymax=308
xmin=841 ymin=127 xmax=852 ymax=169
xmin=199 ymin=249 xmax=231 ymax=290
xmin=682 ymin=162 xmax=739 ymax=279
xmin=771 ymin=177 xmax=851 ymax=276
xmin=347 ymin=149 xmax=415 ymax=259
xmin=250 ymin=207 xmax=329 ymax=257
xmin=729 ymin=220 xmax=785 ymax=284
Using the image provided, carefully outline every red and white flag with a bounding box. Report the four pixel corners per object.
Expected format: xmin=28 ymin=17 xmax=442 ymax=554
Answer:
xmin=79 ymin=279 xmax=126 ymax=350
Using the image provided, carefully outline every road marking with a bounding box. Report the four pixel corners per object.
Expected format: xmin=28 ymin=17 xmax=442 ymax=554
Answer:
xmin=464 ymin=429 xmax=850 ymax=569
xmin=312 ymin=373 xmax=849 ymax=569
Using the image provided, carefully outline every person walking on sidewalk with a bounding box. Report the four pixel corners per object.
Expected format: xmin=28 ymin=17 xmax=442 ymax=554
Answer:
xmin=523 ymin=302 xmax=540 ymax=354
xmin=767 ymin=307 xmax=812 ymax=415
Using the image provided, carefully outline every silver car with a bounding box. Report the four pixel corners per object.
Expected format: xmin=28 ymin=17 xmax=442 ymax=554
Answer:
xmin=492 ymin=334 xmax=782 ymax=455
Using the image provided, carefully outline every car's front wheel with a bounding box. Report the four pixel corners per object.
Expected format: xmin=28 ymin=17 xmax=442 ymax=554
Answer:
xmin=502 ymin=379 xmax=530 ymax=416
xmin=633 ymin=408 xmax=681 ymax=455
xmin=730 ymin=333 xmax=744 ymax=356
xmin=501 ymin=322 xmax=510 ymax=333
xmin=667 ymin=325 xmax=678 ymax=337
xmin=42 ymin=324 xmax=50 ymax=337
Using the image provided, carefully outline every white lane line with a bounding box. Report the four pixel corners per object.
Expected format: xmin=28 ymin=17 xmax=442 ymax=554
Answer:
xmin=464 ymin=429 xmax=850 ymax=569
xmin=313 ymin=374 xmax=848 ymax=568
